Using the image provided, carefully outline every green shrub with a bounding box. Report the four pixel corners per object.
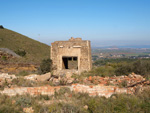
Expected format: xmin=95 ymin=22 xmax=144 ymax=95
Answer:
xmin=39 ymin=58 xmax=52 ymax=74
xmin=90 ymin=66 xmax=115 ymax=77
xmin=0 ymin=94 xmax=22 ymax=113
xmin=115 ymin=62 xmax=132 ymax=76
xmin=93 ymin=58 xmax=136 ymax=66
xmin=57 ymin=87 xmax=71 ymax=95
xmin=0 ymin=25 xmax=4 ymax=29
xmin=16 ymin=96 xmax=32 ymax=107
xmin=87 ymin=98 xmax=99 ymax=113
xmin=61 ymin=103 xmax=81 ymax=113
xmin=0 ymin=88 xmax=149 ymax=113
xmin=54 ymin=87 xmax=71 ymax=99
xmin=132 ymin=60 xmax=150 ymax=76
xmin=12 ymin=78 xmax=35 ymax=87
xmin=48 ymin=103 xmax=84 ymax=113
xmin=115 ymin=60 xmax=150 ymax=76
xmin=1 ymin=56 xmax=7 ymax=61
xmin=15 ymin=49 xmax=26 ymax=57
xmin=36 ymin=95 xmax=51 ymax=101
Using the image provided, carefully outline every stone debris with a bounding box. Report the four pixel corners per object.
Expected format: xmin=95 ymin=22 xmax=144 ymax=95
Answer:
xmin=37 ymin=72 xmax=51 ymax=82
xmin=0 ymin=72 xmax=149 ymax=98
xmin=0 ymin=82 xmax=148 ymax=98
xmin=0 ymin=83 xmax=149 ymax=98
xmin=24 ymin=74 xmax=39 ymax=81
xmin=0 ymin=86 xmax=60 ymax=96
xmin=24 ymin=72 xmax=51 ymax=82
xmin=24 ymin=72 xmax=74 ymax=85
xmin=70 ymin=84 xmax=134 ymax=98
xmin=0 ymin=48 xmax=20 ymax=58
xmin=0 ymin=73 xmax=17 ymax=85
xmin=84 ymin=105 xmax=88 ymax=110
xmin=0 ymin=73 xmax=16 ymax=79
xmin=23 ymin=107 xmax=34 ymax=113
xmin=86 ymin=73 xmax=148 ymax=87
xmin=49 ymin=74 xmax=75 ymax=85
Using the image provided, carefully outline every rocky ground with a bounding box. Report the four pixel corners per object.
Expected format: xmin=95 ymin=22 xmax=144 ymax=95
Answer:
xmin=0 ymin=72 xmax=150 ymax=113
xmin=0 ymin=72 xmax=149 ymax=98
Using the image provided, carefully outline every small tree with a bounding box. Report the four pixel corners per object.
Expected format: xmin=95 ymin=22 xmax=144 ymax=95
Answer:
xmin=0 ymin=25 xmax=4 ymax=29
xmin=40 ymin=58 xmax=52 ymax=74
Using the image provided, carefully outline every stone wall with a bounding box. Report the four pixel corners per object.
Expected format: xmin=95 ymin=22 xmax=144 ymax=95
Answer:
xmin=0 ymin=84 xmax=136 ymax=98
xmin=0 ymin=86 xmax=60 ymax=96
xmin=51 ymin=37 xmax=92 ymax=75
xmin=70 ymin=84 xmax=134 ymax=98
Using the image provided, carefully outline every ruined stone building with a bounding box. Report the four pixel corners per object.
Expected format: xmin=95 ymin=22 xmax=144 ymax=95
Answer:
xmin=51 ymin=37 xmax=92 ymax=75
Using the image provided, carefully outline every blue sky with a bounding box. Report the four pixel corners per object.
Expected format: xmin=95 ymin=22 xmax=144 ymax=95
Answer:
xmin=0 ymin=0 xmax=150 ymax=47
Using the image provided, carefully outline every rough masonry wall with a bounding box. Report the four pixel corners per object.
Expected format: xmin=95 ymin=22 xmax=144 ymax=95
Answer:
xmin=51 ymin=38 xmax=92 ymax=75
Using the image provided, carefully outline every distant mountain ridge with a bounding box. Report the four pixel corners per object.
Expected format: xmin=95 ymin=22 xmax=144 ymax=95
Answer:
xmin=0 ymin=27 xmax=50 ymax=63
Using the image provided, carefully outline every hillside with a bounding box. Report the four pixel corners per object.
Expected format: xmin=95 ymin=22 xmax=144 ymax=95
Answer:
xmin=0 ymin=27 xmax=50 ymax=63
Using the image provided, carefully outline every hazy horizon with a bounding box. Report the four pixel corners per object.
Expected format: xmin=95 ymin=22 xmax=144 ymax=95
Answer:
xmin=1 ymin=0 xmax=150 ymax=48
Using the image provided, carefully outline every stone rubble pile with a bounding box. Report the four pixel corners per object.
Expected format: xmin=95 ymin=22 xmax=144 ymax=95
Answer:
xmin=24 ymin=72 xmax=51 ymax=82
xmin=0 ymin=73 xmax=16 ymax=85
xmin=24 ymin=72 xmax=74 ymax=85
xmin=86 ymin=73 xmax=149 ymax=87
xmin=0 ymin=72 xmax=149 ymax=98
xmin=0 ymin=85 xmax=60 ymax=96
xmin=0 ymin=83 xmax=141 ymax=98
xmin=49 ymin=75 xmax=74 ymax=85
xmin=23 ymin=107 xmax=34 ymax=113
xmin=70 ymin=84 xmax=133 ymax=98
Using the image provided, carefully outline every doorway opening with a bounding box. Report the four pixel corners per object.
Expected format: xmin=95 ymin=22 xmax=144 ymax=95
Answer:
xmin=62 ymin=56 xmax=78 ymax=69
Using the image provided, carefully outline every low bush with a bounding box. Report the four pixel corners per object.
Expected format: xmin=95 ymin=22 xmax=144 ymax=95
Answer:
xmin=15 ymin=49 xmax=26 ymax=57
xmin=0 ymin=88 xmax=149 ymax=113
xmin=90 ymin=66 xmax=115 ymax=77
xmin=15 ymin=96 xmax=32 ymax=107
xmin=39 ymin=58 xmax=52 ymax=74
xmin=115 ymin=60 xmax=150 ymax=76
xmin=0 ymin=94 xmax=22 ymax=113
xmin=94 ymin=58 xmax=150 ymax=77
xmin=12 ymin=78 xmax=35 ymax=87
xmin=1 ymin=56 xmax=7 ymax=61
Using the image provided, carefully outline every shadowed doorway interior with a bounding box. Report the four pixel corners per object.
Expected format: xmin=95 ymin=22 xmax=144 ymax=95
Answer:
xmin=62 ymin=56 xmax=78 ymax=70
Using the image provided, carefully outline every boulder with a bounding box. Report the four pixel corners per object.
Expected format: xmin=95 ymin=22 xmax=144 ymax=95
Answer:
xmin=37 ymin=72 xmax=51 ymax=82
xmin=23 ymin=107 xmax=34 ymax=113
xmin=0 ymin=73 xmax=16 ymax=79
xmin=24 ymin=74 xmax=39 ymax=81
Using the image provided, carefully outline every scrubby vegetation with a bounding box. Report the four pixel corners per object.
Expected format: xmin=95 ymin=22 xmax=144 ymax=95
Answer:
xmin=15 ymin=49 xmax=26 ymax=57
xmin=72 ymin=58 xmax=150 ymax=84
xmin=93 ymin=58 xmax=136 ymax=66
xmin=90 ymin=58 xmax=150 ymax=77
xmin=39 ymin=58 xmax=52 ymax=74
xmin=0 ymin=28 xmax=50 ymax=63
xmin=0 ymin=87 xmax=149 ymax=113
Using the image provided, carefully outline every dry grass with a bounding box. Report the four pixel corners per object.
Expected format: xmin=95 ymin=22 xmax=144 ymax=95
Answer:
xmin=0 ymin=28 xmax=50 ymax=63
